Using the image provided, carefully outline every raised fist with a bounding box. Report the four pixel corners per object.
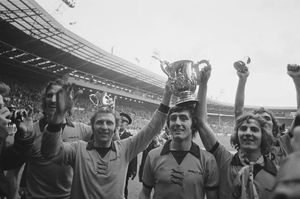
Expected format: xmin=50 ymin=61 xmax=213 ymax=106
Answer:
xmin=234 ymin=61 xmax=249 ymax=79
xmin=198 ymin=64 xmax=212 ymax=84
xmin=287 ymin=64 xmax=300 ymax=79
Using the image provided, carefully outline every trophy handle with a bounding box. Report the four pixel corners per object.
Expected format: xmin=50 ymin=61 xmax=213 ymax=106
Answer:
xmin=160 ymin=61 xmax=172 ymax=78
xmin=152 ymin=55 xmax=172 ymax=78
xmin=196 ymin=60 xmax=210 ymax=67
xmin=89 ymin=94 xmax=98 ymax=106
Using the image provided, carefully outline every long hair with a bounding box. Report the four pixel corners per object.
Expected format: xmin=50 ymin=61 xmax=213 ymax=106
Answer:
xmin=253 ymin=107 xmax=280 ymax=138
xmin=166 ymin=102 xmax=198 ymax=138
xmin=230 ymin=113 xmax=273 ymax=155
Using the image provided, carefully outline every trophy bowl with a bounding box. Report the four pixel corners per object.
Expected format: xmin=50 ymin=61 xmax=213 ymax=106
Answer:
xmin=160 ymin=59 xmax=207 ymax=105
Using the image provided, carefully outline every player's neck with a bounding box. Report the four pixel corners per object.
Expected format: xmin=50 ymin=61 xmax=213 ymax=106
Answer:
xmin=46 ymin=116 xmax=66 ymax=124
xmin=170 ymin=138 xmax=192 ymax=151
xmin=240 ymin=149 xmax=262 ymax=163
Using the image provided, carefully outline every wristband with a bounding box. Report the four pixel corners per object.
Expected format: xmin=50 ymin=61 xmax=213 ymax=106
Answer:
xmin=47 ymin=123 xmax=63 ymax=132
xmin=158 ymin=103 xmax=170 ymax=114
xmin=209 ymin=142 xmax=219 ymax=154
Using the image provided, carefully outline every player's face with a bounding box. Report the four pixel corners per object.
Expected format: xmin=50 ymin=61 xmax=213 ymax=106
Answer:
xmin=93 ymin=112 xmax=116 ymax=147
xmin=169 ymin=110 xmax=193 ymax=141
xmin=238 ymin=119 xmax=262 ymax=153
xmin=256 ymin=112 xmax=274 ymax=138
xmin=44 ymin=85 xmax=62 ymax=118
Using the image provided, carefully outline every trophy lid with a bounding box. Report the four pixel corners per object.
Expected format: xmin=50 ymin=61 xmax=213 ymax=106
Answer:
xmin=172 ymin=60 xmax=193 ymax=65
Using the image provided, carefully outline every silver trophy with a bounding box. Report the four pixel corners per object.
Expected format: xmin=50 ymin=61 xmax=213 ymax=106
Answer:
xmin=158 ymin=59 xmax=210 ymax=104
xmin=89 ymin=91 xmax=115 ymax=110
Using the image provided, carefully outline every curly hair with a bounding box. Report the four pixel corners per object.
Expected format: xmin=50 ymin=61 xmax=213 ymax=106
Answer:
xmin=252 ymin=107 xmax=280 ymax=138
xmin=90 ymin=107 xmax=120 ymax=133
xmin=230 ymin=113 xmax=273 ymax=155
xmin=166 ymin=102 xmax=198 ymax=138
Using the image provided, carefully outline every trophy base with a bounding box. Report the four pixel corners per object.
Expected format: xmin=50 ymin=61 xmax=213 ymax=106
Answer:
xmin=175 ymin=91 xmax=197 ymax=105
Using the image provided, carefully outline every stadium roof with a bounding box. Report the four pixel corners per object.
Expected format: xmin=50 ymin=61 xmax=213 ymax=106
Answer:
xmin=0 ymin=0 xmax=166 ymax=94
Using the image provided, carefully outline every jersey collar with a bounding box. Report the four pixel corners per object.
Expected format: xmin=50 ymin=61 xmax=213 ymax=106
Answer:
xmin=86 ymin=140 xmax=116 ymax=152
xmin=231 ymin=152 xmax=277 ymax=176
xmin=160 ymin=140 xmax=200 ymax=159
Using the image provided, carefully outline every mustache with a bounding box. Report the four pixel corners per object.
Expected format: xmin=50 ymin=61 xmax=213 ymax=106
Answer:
xmin=170 ymin=125 xmax=185 ymax=131
xmin=241 ymin=135 xmax=256 ymax=141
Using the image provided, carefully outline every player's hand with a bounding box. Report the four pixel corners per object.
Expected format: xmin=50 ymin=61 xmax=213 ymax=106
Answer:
xmin=198 ymin=63 xmax=211 ymax=84
xmin=287 ymin=64 xmax=300 ymax=79
xmin=195 ymin=60 xmax=211 ymax=85
xmin=51 ymin=84 xmax=74 ymax=124
xmin=234 ymin=61 xmax=249 ymax=79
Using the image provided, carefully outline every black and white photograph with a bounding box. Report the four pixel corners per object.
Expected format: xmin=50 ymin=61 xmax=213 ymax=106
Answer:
xmin=1 ymin=0 xmax=300 ymax=199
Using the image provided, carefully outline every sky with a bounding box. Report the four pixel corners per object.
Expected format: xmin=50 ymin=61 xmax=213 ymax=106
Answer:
xmin=35 ymin=0 xmax=300 ymax=108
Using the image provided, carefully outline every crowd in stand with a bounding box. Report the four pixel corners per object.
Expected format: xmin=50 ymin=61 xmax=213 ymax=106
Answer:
xmin=0 ymin=75 xmax=266 ymax=136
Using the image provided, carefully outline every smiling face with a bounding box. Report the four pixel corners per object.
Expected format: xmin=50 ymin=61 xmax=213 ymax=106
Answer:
xmin=92 ymin=112 xmax=116 ymax=147
xmin=168 ymin=110 xmax=193 ymax=142
xmin=44 ymin=85 xmax=62 ymax=120
xmin=238 ymin=118 xmax=262 ymax=153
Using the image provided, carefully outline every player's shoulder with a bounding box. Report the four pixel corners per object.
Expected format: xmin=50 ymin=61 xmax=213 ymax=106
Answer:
xmin=148 ymin=145 xmax=164 ymax=157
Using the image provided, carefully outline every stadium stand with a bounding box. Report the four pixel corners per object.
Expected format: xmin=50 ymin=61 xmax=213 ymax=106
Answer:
xmin=0 ymin=0 xmax=296 ymax=135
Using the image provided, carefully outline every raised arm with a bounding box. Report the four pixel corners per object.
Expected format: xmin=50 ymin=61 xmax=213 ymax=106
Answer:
xmin=126 ymin=80 xmax=172 ymax=159
xmin=287 ymin=64 xmax=300 ymax=110
xmin=196 ymin=64 xmax=218 ymax=151
xmin=234 ymin=61 xmax=250 ymax=119
xmin=41 ymin=84 xmax=76 ymax=164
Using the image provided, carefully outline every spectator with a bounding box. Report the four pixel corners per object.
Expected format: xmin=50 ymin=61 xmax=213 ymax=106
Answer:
xmin=119 ymin=112 xmax=137 ymax=199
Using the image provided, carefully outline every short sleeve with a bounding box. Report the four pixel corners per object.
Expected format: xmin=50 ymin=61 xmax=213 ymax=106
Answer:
xmin=204 ymin=155 xmax=219 ymax=190
xmin=212 ymin=143 xmax=233 ymax=169
xmin=61 ymin=141 xmax=80 ymax=166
